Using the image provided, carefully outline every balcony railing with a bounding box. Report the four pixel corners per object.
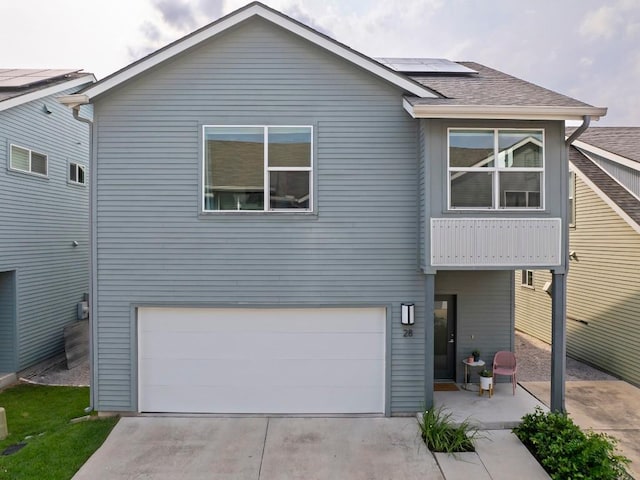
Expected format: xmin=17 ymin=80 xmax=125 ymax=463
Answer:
xmin=431 ymin=218 xmax=561 ymax=267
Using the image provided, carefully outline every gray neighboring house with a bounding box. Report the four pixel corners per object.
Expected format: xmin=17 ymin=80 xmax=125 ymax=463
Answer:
xmin=516 ymin=128 xmax=640 ymax=386
xmin=61 ymin=2 xmax=606 ymax=415
xmin=0 ymin=69 xmax=95 ymax=379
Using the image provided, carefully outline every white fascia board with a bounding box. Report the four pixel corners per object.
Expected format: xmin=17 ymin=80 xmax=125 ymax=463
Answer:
xmin=84 ymin=4 xmax=436 ymax=100
xmin=404 ymin=102 xmax=607 ymax=121
xmin=0 ymin=74 xmax=96 ymax=112
xmin=572 ymin=139 xmax=640 ymax=173
xmin=570 ymin=160 xmax=640 ymax=235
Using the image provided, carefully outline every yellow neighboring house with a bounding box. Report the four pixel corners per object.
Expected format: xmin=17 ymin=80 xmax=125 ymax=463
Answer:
xmin=516 ymin=127 xmax=640 ymax=387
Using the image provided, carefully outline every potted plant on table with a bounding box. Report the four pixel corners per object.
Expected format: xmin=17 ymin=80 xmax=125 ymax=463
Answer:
xmin=479 ymin=369 xmax=493 ymax=390
xmin=472 ymin=349 xmax=480 ymax=362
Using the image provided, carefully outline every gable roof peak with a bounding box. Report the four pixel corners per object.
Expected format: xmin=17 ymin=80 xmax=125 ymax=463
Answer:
xmin=76 ymin=2 xmax=437 ymax=102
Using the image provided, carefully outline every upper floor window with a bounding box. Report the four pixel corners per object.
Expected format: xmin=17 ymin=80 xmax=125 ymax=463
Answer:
xmin=448 ymin=129 xmax=544 ymax=210
xmin=69 ymin=162 xmax=86 ymax=185
xmin=10 ymin=144 xmax=47 ymax=177
xmin=203 ymin=126 xmax=312 ymax=212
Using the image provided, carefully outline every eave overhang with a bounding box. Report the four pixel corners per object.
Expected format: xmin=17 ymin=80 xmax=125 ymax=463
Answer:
xmin=0 ymin=74 xmax=96 ymax=112
xmin=403 ymin=98 xmax=607 ymax=121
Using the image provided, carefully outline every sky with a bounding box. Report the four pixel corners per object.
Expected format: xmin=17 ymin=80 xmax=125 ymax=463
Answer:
xmin=1 ymin=0 xmax=637 ymax=126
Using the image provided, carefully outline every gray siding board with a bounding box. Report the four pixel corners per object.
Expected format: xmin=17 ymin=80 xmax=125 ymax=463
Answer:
xmin=93 ymin=18 xmax=428 ymax=413
xmin=0 ymin=271 xmax=17 ymax=370
xmin=0 ymin=86 xmax=90 ymax=371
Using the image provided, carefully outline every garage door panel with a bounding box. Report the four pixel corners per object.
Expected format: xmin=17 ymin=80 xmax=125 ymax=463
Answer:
xmin=142 ymin=385 xmax=384 ymax=414
xmin=140 ymin=308 xmax=385 ymax=333
xmin=138 ymin=307 xmax=386 ymax=414
xmin=141 ymin=331 xmax=384 ymax=360
xmin=140 ymin=358 xmax=385 ymax=388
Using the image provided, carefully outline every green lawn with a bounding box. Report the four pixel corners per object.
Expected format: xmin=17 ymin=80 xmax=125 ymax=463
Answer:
xmin=0 ymin=384 xmax=118 ymax=480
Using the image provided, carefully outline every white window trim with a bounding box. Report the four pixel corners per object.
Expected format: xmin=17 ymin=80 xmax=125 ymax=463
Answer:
xmin=8 ymin=143 xmax=48 ymax=177
xmin=447 ymin=128 xmax=545 ymax=211
xmin=521 ymin=270 xmax=535 ymax=288
xmin=202 ymin=125 xmax=314 ymax=213
xmin=68 ymin=161 xmax=87 ymax=186
xmin=569 ymin=170 xmax=576 ymax=227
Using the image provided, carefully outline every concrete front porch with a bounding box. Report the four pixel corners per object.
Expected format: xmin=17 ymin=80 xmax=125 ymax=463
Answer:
xmin=434 ymin=382 xmax=547 ymax=429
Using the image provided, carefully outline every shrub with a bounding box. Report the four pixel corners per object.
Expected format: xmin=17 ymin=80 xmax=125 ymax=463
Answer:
xmin=418 ymin=406 xmax=479 ymax=453
xmin=513 ymin=407 xmax=631 ymax=480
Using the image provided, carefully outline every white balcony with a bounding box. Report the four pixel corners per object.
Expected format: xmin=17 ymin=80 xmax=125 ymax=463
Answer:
xmin=431 ymin=218 xmax=562 ymax=267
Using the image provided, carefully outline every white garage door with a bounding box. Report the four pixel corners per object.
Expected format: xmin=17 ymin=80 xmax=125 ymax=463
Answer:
xmin=138 ymin=307 xmax=386 ymax=414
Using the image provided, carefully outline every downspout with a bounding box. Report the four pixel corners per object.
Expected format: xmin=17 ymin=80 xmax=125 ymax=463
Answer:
xmin=564 ymin=115 xmax=591 ymax=267
xmin=565 ymin=115 xmax=591 ymax=146
xmin=72 ymin=106 xmax=96 ymax=414
xmin=550 ymin=115 xmax=591 ymax=413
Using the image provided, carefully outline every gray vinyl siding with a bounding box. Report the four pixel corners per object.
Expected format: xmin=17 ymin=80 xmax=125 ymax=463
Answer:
xmin=418 ymin=120 xmax=426 ymax=271
xmin=588 ymin=152 xmax=640 ymax=198
xmin=0 ymin=88 xmax=90 ymax=371
xmin=92 ymin=18 xmax=427 ymax=413
xmin=0 ymin=271 xmax=17 ymax=370
xmin=436 ymin=270 xmax=514 ymax=383
xmin=515 ymin=174 xmax=640 ymax=386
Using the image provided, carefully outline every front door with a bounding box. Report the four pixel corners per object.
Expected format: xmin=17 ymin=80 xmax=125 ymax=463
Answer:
xmin=434 ymin=295 xmax=456 ymax=379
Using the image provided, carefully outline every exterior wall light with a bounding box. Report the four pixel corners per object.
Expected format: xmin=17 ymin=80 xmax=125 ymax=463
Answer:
xmin=401 ymin=303 xmax=415 ymax=325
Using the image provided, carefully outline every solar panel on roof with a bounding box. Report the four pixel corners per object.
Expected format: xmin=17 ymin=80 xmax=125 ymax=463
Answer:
xmin=0 ymin=69 xmax=79 ymax=88
xmin=376 ymin=58 xmax=477 ymax=74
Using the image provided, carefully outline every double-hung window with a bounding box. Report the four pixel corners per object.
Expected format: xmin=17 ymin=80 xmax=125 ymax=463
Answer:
xmin=448 ymin=129 xmax=544 ymax=209
xmin=69 ymin=162 xmax=86 ymax=185
xmin=10 ymin=144 xmax=47 ymax=176
xmin=203 ymin=126 xmax=312 ymax=212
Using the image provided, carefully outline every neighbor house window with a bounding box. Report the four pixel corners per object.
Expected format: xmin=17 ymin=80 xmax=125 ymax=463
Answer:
xmin=203 ymin=126 xmax=312 ymax=212
xmin=569 ymin=171 xmax=576 ymax=227
xmin=68 ymin=162 xmax=86 ymax=185
xmin=9 ymin=144 xmax=47 ymax=176
xmin=521 ymin=270 xmax=534 ymax=287
xmin=448 ymin=129 xmax=544 ymax=209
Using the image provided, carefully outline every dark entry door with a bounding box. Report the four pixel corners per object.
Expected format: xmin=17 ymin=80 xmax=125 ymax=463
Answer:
xmin=434 ymin=295 xmax=456 ymax=379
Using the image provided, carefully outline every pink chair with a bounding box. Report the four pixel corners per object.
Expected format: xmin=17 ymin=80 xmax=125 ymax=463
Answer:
xmin=492 ymin=351 xmax=517 ymax=395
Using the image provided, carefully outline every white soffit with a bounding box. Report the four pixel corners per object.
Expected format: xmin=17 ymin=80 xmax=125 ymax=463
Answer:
xmin=572 ymin=139 xmax=640 ymax=173
xmin=403 ymin=99 xmax=608 ymax=121
xmin=83 ymin=3 xmax=437 ymax=100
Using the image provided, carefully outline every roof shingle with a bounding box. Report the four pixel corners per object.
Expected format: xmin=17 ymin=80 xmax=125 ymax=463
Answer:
xmin=407 ymin=62 xmax=595 ymax=108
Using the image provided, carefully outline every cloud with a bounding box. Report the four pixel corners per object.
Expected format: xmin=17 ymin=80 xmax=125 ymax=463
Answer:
xmin=140 ymin=21 xmax=162 ymax=43
xmin=579 ymin=5 xmax=620 ymax=39
xmin=283 ymin=4 xmax=332 ymax=36
xmin=152 ymin=0 xmax=198 ymax=30
xmin=198 ymin=0 xmax=224 ymax=19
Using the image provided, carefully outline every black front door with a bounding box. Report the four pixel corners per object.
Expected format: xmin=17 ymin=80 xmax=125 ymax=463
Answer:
xmin=434 ymin=295 xmax=456 ymax=379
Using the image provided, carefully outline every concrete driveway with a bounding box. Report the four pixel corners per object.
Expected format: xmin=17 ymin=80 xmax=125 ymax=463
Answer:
xmin=72 ymin=417 xmax=443 ymax=480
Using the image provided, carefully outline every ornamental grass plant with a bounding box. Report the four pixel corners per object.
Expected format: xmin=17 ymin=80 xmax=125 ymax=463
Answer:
xmin=418 ymin=406 xmax=479 ymax=453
